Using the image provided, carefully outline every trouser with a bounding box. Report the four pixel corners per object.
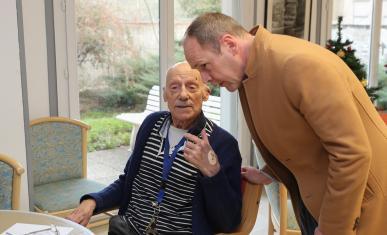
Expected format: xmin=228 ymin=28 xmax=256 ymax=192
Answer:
xmin=108 ymin=215 xmax=139 ymax=235
xmin=298 ymin=199 xmax=318 ymax=235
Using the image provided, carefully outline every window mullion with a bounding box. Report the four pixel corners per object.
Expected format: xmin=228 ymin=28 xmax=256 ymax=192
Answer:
xmin=369 ymin=0 xmax=383 ymax=87
xmin=159 ymin=0 xmax=174 ymax=111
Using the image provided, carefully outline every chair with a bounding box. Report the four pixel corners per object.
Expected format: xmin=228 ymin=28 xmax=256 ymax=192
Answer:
xmin=254 ymin=145 xmax=301 ymax=235
xmin=29 ymin=117 xmax=106 ymax=218
xmin=223 ymin=179 xmax=263 ymax=235
xmin=0 ymin=153 xmax=25 ymax=210
xmin=116 ymin=85 xmax=221 ymax=151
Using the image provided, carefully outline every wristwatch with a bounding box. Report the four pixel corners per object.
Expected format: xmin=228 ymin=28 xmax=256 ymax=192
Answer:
xmin=207 ymin=150 xmax=218 ymax=166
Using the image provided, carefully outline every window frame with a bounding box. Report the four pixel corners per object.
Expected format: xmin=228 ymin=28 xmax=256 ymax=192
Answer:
xmin=321 ymin=0 xmax=384 ymax=88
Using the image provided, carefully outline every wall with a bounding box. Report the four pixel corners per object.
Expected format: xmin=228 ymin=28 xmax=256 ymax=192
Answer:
xmin=22 ymin=0 xmax=50 ymax=119
xmin=0 ymin=0 xmax=30 ymax=210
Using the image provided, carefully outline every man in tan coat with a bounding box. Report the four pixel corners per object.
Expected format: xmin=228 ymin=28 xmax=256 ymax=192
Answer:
xmin=183 ymin=12 xmax=387 ymax=235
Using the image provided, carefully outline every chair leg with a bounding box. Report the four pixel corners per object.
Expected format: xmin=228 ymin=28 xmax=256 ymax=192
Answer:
xmin=268 ymin=204 xmax=274 ymax=235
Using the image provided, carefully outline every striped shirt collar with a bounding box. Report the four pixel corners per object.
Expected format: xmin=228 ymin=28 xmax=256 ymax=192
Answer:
xmin=158 ymin=111 xmax=207 ymax=138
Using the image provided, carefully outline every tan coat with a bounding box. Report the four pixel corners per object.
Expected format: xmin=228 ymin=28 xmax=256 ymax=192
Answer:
xmin=240 ymin=26 xmax=387 ymax=235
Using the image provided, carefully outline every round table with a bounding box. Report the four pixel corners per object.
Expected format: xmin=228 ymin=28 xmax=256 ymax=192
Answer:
xmin=0 ymin=210 xmax=93 ymax=235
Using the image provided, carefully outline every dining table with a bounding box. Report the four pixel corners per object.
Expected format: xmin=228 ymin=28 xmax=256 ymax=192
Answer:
xmin=0 ymin=210 xmax=94 ymax=235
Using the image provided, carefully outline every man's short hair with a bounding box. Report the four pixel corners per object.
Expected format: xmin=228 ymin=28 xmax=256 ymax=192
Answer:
xmin=184 ymin=12 xmax=248 ymax=52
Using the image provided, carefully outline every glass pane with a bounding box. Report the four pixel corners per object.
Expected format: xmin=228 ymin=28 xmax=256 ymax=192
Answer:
xmin=266 ymin=0 xmax=310 ymax=39
xmin=174 ymin=0 xmax=221 ymax=96
xmin=331 ymin=0 xmax=372 ymax=76
xmin=75 ymin=0 xmax=160 ymax=182
xmin=377 ymin=0 xmax=387 ymax=111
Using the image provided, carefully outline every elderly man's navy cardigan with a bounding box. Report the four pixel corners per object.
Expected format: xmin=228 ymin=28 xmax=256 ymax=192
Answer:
xmin=83 ymin=111 xmax=242 ymax=234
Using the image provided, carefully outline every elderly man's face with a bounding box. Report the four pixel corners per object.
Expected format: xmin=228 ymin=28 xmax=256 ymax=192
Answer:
xmin=183 ymin=36 xmax=244 ymax=92
xmin=164 ymin=63 xmax=208 ymax=127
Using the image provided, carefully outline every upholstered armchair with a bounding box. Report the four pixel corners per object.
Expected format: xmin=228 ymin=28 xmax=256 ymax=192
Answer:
xmin=0 ymin=153 xmax=25 ymax=210
xmin=29 ymin=117 xmax=106 ymax=218
xmin=254 ymin=145 xmax=301 ymax=235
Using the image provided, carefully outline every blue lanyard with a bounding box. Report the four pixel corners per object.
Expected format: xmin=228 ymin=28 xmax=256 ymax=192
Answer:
xmin=155 ymin=130 xmax=186 ymax=205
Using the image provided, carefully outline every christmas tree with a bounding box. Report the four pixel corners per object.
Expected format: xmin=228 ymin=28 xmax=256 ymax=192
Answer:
xmin=326 ymin=16 xmax=380 ymax=101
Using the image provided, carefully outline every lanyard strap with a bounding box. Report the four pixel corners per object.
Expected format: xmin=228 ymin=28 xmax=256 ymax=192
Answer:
xmin=155 ymin=130 xmax=186 ymax=205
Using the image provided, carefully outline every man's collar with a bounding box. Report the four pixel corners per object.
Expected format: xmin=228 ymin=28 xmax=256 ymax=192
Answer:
xmin=245 ymin=25 xmax=270 ymax=81
xmin=158 ymin=112 xmax=207 ymax=138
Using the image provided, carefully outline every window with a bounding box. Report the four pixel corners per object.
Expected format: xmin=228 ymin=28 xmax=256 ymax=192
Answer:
xmin=331 ymin=0 xmax=372 ymax=72
xmin=174 ymin=0 xmax=222 ymax=96
xmin=74 ymin=0 xmax=160 ymax=183
xmin=378 ymin=1 xmax=387 ymax=109
xmin=330 ymin=0 xmax=387 ymax=110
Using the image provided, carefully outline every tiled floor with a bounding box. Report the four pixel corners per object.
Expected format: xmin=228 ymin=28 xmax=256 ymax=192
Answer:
xmin=87 ymin=146 xmax=271 ymax=235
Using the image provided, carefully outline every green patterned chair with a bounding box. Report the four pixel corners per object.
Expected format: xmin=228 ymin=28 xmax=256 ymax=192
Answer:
xmin=253 ymin=145 xmax=301 ymax=235
xmin=29 ymin=117 xmax=106 ymax=218
xmin=0 ymin=153 xmax=25 ymax=210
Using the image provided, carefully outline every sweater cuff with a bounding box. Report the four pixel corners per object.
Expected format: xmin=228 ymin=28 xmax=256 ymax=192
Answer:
xmin=200 ymin=168 xmax=227 ymax=187
xmin=80 ymin=193 xmax=103 ymax=214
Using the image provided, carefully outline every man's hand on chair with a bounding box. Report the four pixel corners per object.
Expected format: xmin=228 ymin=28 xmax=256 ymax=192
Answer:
xmin=66 ymin=199 xmax=96 ymax=226
xmin=241 ymin=166 xmax=273 ymax=185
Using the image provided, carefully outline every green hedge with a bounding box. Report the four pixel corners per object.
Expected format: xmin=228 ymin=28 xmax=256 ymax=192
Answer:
xmin=82 ymin=111 xmax=132 ymax=152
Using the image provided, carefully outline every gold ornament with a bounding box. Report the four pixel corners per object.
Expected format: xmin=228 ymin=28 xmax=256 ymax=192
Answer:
xmin=337 ymin=49 xmax=345 ymax=58
xmin=361 ymin=79 xmax=368 ymax=87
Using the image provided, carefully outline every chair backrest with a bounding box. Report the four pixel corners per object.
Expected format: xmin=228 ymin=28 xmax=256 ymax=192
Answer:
xmin=0 ymin=153 xmax=25 ymax=210
xmin=29 ymin=117 xmax=90 ymax=186
xmin=147 ymin=85 xmax=221 ymax=125
xmin=226 ymin=179 xmax=263 ymax=235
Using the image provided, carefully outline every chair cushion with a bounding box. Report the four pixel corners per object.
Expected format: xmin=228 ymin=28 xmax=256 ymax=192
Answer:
xmin=34 ymin=178 xmax=106 ymax=212
xmin=0 ymin=162 xmax=13 ymax=209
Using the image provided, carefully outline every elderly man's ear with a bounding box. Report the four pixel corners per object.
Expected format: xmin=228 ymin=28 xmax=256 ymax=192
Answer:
xmin=202 ymin=85 xmax=210 ymax=101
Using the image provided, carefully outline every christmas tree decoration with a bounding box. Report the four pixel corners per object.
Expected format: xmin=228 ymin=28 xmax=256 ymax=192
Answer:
xmin=337 ymin=49 xmax=345 ymax=58
xmin=326 ymin=16 xmax=380 ymax=101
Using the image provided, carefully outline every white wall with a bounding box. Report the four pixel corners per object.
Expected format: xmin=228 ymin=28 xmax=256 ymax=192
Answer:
xmin=0 ymin=0 xmax=30 ymax=210
xmin=22 ymin=0 xmax=50 ymax=119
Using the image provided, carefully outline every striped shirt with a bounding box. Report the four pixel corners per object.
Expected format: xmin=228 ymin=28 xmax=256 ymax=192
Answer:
xmin=124 ymin=114 xmax=214 ymax=234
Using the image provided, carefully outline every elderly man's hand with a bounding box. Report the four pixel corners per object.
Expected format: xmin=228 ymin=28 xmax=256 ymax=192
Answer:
xmin=184 ymin=129 xmax=220 ymax=177
xmin=66 ymin=199 xmax=96 ymax=226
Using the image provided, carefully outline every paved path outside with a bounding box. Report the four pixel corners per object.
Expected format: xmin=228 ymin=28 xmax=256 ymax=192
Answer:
xmin=87 ymin=146 xmax=131 ymax=186
xmin=87 ymin=146 xmax=270 ymax=234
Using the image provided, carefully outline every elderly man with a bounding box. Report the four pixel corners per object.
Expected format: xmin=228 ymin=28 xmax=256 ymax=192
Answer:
xmin=67 ymin=62 xmax=242 ymax=235
xmin=183 ymin=12 xmax=387 ymax=235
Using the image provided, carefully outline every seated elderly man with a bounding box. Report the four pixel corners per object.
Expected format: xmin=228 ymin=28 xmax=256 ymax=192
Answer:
xmin=67 ymin=62 xmax=242 ymax=235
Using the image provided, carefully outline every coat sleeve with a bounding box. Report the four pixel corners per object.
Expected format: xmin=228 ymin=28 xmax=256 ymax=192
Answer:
xmin=81 ymin=157 xmax=131 ymax=214
xmin=200 ymin=129 xmax=242 ymax=232
xmin=283 ymin=55 xmax=371 ymax=235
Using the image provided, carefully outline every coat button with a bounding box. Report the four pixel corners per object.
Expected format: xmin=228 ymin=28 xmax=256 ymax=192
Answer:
xmin=353 ymin=217 xmax=360 ymax=230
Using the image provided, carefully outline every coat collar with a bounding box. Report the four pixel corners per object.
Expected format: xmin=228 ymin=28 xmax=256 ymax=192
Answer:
xmin=245 ymin=25 xmax=272 ymax=81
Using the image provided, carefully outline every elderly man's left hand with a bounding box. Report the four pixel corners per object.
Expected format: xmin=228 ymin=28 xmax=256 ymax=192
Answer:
xmin=184 ymin=129 xmax=221 ymax=177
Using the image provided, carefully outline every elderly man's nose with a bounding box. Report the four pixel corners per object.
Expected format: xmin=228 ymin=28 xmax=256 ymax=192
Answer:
xmin=179 ymin=87 xmax=189 ymax=99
